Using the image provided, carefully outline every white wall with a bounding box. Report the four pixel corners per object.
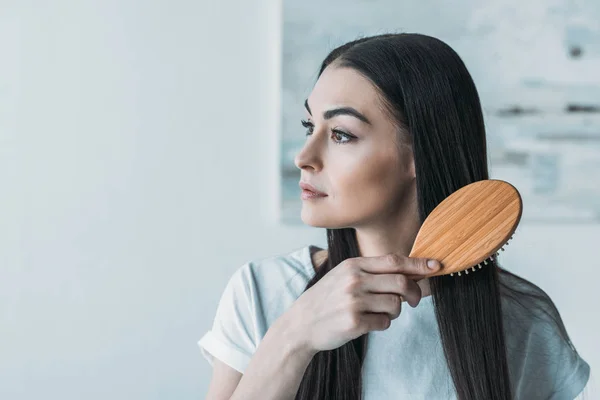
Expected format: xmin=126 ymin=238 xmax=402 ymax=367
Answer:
xmin=0 ymin=1 xmax=597 ymax=399
xmin=1 ymin=1 xmax=324 ymax=398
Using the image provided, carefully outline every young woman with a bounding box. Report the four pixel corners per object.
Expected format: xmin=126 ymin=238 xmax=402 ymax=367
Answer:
xmin=200 ymin=33 xmax=591 ymax=400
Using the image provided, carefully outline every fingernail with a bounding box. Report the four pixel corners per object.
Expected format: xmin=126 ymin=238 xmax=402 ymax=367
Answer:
xmin=427 ymin=259 xmax=440 ymax=270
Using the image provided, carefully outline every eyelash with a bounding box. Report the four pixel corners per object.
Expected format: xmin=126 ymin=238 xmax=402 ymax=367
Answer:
xmin=300 ymin=119 xmax=356 ymax=144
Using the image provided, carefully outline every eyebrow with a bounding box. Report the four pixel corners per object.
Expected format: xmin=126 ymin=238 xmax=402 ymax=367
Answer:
xmin=304 ymin=99 xmax=371 ymax=125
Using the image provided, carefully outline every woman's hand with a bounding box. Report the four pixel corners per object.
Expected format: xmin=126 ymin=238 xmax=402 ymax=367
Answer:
xmin=286 ymin=252 xmax=441 ymax=353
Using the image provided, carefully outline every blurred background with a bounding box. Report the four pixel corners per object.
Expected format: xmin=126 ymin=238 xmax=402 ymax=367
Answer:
xmin=1 ymin=0 xmax=598 ymax=399
xmin=280 ymin=0 xmax=600 ymax=223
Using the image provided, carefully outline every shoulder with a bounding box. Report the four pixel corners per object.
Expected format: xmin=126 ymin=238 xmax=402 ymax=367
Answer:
xmin=223 ymin=245 xmax=319 ymax=327
xmin=199 ymin=245 xmax=322 ymax=372
xmin=498 ymin=271 xmax=590 ymax=399
xmin=238 ymin=245 xmax=318 ymax=294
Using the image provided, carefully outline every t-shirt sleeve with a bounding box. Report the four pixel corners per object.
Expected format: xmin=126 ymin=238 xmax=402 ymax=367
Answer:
xmin=548 ymin=338 xmax=590 ymax=400
xmin=573 ymin=380 xmax=591 ymax=400
xmin=530 ymin=316 xmax=591 ymax=400
xmin=198 ymin=263 xmax=261 ymax=374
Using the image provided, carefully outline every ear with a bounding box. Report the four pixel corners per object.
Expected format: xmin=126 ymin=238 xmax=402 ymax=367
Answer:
xmin=397 ymin=138 xmax=415 ymax=178
xmin=403 ymin=148 xmax=416 ymax=179
xmin=408 ymin=157 xmax=416 ymax=179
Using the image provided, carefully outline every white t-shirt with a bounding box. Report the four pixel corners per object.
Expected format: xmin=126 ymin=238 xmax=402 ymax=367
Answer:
xmin=199 ymin=245 xmax=591 ymax=399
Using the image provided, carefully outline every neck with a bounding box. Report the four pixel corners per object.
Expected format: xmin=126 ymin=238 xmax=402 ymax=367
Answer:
xmin=354 ymin=182 xmax=420 ymax=258
xmin=352 ymin=183 xmax=432 ymax=298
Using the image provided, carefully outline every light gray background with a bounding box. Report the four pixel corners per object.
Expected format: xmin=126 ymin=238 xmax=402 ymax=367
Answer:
xmin=0 ymin=1 xmax=597 ymax=399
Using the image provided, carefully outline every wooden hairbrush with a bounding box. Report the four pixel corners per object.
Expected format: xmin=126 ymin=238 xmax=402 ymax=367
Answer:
xmin=409 ymin=179 xmax=522 ymax=277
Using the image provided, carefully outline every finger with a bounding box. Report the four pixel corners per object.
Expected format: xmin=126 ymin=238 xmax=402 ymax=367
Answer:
xmin=359 ymin=293 xmax=404 ymax=318
xmin=357 ymin=253 xmax=441 ymax=277
xmin=361 ymin=274 xmax=422 ymax=307
xmin=358 ymin=313 xmax=391 ymax=334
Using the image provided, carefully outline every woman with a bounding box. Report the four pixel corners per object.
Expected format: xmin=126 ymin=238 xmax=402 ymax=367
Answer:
xmin=200 ymin=33 xmax=591 ymax=399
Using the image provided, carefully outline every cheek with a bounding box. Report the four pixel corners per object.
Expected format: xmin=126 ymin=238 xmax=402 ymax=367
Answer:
xmin=333 ymin=152 xmax=402 ymax=205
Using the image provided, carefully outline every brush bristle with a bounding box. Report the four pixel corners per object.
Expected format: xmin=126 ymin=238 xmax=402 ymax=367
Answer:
xmin=448 ymin=232 xmax=516 ymax=278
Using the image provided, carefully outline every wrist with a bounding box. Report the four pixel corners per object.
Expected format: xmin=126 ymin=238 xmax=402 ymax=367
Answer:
xmin=272 ymin=309 xmax=316 ymax=360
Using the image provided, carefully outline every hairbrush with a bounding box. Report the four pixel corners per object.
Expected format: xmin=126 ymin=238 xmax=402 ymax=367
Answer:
xmin=409 ymin=179 xmax=522 ymax=277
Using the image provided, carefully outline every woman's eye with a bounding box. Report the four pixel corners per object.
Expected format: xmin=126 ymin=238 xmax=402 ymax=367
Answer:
xmin=300 ymin=119 xmax=355 ymax=144
xmin=332 ymin=130 xmax=353 ymax=144
xmin=301 ymin=119 xmax=314 ymax=136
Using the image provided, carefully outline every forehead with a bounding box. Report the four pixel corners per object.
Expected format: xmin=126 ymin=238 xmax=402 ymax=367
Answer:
xmin=308 ymin=65 xmax=384 ymax=114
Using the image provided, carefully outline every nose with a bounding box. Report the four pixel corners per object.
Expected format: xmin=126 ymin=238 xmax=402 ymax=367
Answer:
xmin=294 ymin=138 xmax=323 ymax=172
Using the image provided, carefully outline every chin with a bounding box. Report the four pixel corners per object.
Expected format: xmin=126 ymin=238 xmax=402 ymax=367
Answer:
xmin=300 ymin=208 xmax=351 ymax=229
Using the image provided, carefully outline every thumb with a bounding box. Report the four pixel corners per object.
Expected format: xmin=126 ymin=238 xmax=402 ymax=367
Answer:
xmin=407 ymin=256 xmax=441 ymax=277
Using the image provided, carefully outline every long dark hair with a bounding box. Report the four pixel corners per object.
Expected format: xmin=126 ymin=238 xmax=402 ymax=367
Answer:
xmin=295 ymin=33 xmax=580 ymax=400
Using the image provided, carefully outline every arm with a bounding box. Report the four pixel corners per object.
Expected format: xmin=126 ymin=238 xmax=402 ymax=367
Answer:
xmin=228 ymin=312 xmax=316 ymax=400
xmin=205 ymin=360 xmax=242 ymax=400
xmin=201 ymin=261 xmax=316 ymax=400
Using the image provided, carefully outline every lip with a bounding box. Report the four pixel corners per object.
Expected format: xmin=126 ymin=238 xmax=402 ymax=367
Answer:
xmin=299 ymin=181 xmax=327 ymax=196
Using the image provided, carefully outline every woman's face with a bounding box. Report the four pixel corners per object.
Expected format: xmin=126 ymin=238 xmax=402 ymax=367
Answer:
xmin=294 ymin=64 xmax=416 ymax=229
